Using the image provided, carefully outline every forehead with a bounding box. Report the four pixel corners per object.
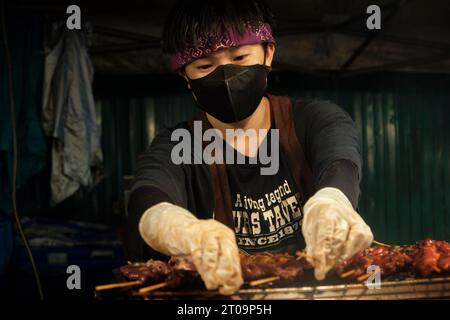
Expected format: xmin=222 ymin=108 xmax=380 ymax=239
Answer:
xmin=194 ymin=44 xmax=263 ymax=61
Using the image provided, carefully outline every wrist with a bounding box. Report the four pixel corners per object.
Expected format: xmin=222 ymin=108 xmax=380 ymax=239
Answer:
xmin=139 ymin=202 xmax=199 ymax=256
xmin=304 ymin=187 xmax=353 ymax=213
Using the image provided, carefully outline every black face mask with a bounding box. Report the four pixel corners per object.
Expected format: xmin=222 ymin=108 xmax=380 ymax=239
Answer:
xmin=187 ymin=62 xmax=271 ymax=123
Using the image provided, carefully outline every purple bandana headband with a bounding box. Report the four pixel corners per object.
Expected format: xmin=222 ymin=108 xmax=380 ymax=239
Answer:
xmin=169 ymin=22 xmax=276 ymax=71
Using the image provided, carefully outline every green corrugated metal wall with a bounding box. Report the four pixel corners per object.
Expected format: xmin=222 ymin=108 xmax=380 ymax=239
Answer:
xmin=95 ymin=73 xmax=450 ymax=244
xmin=345 ymin=91 xmax=449 ymax=244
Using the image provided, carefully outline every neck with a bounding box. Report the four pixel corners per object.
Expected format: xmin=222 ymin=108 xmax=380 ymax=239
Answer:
xmin=206 ymin=96 xmax=271 ymax=133
xmin=205 ymin=96 xmax=271 ymax=157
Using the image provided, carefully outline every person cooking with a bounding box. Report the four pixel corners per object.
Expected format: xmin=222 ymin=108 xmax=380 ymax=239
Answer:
xmin=128 ymin=0 xmax=373 ymax=295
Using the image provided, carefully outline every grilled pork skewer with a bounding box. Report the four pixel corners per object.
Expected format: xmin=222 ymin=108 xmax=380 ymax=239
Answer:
xmin=334 ymin=245 xmax=414 ymax=280
xmin=106 ymin=251 xmax=312 ymax=291
xmin=336 ymin=239 xmax=450 ymax=280
xmin=97 ymin=238 xmax=450 ymax=293
xmin=412 ymin=238 xmax=450 ymax=276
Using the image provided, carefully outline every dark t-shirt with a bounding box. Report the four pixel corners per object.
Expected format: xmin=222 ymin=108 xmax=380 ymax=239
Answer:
xmin=128 ymin=97 xmax=362 ymax=257
xmin=226 ymin=128 xmax=305 ymax=254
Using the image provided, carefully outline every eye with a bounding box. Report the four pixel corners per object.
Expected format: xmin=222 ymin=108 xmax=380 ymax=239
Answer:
xmin=197 ymin=64 xmax=213 ymax=70
xmin=233 ymin=54 xmax=249 ymax=62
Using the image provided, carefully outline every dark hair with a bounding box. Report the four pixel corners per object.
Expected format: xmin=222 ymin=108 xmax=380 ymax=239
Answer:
xmin=162 ymin=0 xmax=275 ymax=54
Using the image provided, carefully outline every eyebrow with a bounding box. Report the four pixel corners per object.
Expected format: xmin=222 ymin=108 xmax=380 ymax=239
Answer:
xmin=194 ymin=58 xmax=213 ymax=66
xmin=194 ymin=46 xmax=252 ymax=65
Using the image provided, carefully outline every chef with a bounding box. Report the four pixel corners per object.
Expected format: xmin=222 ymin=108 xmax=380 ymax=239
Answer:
xmin=128 ymin=0 xmax=373 ymax=295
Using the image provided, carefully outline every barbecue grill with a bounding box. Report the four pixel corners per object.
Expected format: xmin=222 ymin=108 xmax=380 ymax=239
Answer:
xmin=96 ymin=275 xmax=450 ymax=300
xmin=95 ymin=239 xmax=450 ymax=300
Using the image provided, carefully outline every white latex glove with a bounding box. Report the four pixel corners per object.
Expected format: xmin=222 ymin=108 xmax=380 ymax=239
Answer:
xmin=139 ymin=202 xmax=243 ymax=295
xmin=302 ymin=187 xmax=373 ymax=280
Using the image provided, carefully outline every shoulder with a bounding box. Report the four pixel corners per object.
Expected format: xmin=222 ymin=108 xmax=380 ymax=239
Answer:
xmin=149 ymin=121 xmax=190 ymax=148
xmin=291 ymin=98 xmax=355 ymax=129
xmin=134 ymin=121 xmax=192 ymax=165
xmin=139 ymin=119 xmax=206 ymax=169
xmin=293 ymin=98 xmax=348 ymax=118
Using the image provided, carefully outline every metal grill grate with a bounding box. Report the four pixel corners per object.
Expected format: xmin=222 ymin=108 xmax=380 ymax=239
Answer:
xmin=136 ymin=276 xmax=450 ymax=300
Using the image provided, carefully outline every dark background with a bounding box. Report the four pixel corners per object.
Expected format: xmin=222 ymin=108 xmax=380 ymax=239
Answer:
xmin=1 ymin=0 xmax=449 ymax=300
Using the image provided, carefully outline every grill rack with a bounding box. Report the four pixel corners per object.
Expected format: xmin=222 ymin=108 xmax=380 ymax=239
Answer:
xmin=131 ymin=276 xmax=450 ymax=300
xmin=96 ymin=267 xmax=450 ymax=300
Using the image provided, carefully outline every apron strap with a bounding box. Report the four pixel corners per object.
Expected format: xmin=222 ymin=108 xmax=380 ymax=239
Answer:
xmin=187 ymin=112 xmax=234 ymax=228
xmin=268 ymin=94 xmax=315 ymax=202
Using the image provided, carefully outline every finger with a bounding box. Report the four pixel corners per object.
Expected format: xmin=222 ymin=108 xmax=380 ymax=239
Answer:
xmin=216 ymin=237 xmax=243 ymax=295
xmin=216 ymin=238 xmax=238 ymax=278
xmin=308 ymin=210 xmax=336 ymax=280
xmin=310 ymin=209 xmax=350 ymax=279
xmin=202 ymin=234 xmax=221 ymax=290
xmin=326 ymin=212 xmax=351 ymax=268
xmin=193 ymin=234 xmax=220 ymax=290
xmin=339 ymin=224 xmax=373 ymax=264
xmin=313 ymin=250 xmax=330 ymax=280
xmin=191 ymin=247 xmax=216 ymax=288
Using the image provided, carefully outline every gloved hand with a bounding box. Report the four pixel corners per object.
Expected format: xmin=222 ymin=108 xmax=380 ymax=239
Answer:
xmin=139 ymin=202 xmax=243 ymax=295
xmin=302 ymin=187 xmax=373 ymax=280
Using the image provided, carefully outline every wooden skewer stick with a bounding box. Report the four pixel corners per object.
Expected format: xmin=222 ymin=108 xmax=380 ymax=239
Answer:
xmin=138 ymin=281 xmax=170 ymax=294
xmin=95 ymin=280 xmax=141 ymax=291
xmin=340 ymin=269 xmax=356 ymax=278
xmin=295 ymin=251 xmax=318 ymax=262
xmin=356 ymin=272 xmax=373 ymax=282
xmin=433 ymin=266 xmax=442 ymax=273
xmin=239 ymin=249 xmax=250 ymax=256
xmin=372 ymin=240 xmax=391 ymax=247
xmin=249 ymin=276 xmax=280 ymax=287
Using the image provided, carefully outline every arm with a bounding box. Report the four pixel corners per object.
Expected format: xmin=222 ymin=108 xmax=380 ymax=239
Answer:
xmin=294 ymin=100 xmax=373 ymax=280
xmin=128 ymin=128 xmax=243 ymax=294
xmin=127 ymin=128 xmax=187 ymax=261
xmin=317 ymin=159 xmax=360 ymax=210
xmin=129 ymin=127 xmax=188 ymax=213
xmin=294 ymin=99 xmax=362 ymax=209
